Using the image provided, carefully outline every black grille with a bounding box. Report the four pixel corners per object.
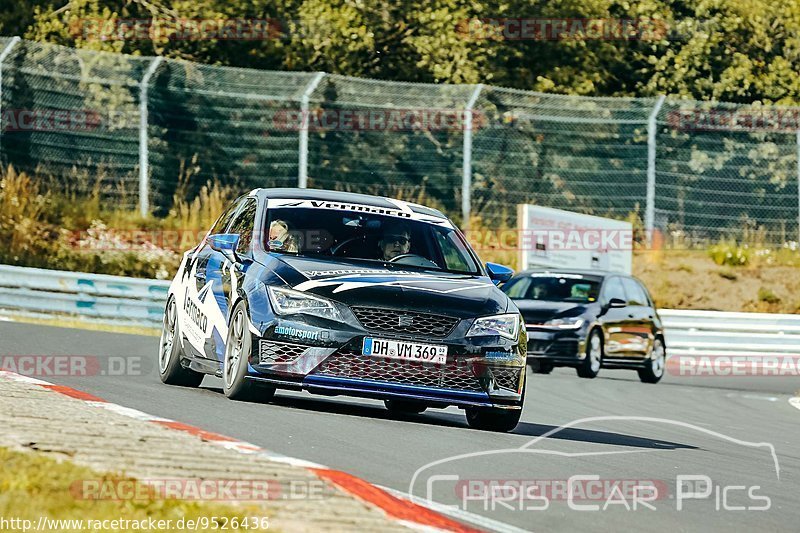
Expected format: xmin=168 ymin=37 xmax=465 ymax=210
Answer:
xmin=491 ymin=367 xmax=523 ymax=391
xmin=315 ymin=351 xmax=482 ymax=392
xmin=528 ymin=339 xmax=578 ymax=357
xmin=258 ymin=340 xmax=308 ymax=364
xmin=351 ymin=307 xmax=459 ymax=338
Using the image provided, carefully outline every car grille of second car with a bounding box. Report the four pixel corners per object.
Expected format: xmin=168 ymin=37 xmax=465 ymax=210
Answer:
xmin=350 ymin=307 xmax=459 ymax=338
xmin=314 ymin=350 xmax=482 ymax=392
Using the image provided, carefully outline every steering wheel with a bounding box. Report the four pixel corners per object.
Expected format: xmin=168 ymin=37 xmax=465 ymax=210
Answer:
xmin=388 ymin=253 xmax=439 ymax=268
xmin=329 ymin=235 xmax=368 ymax=256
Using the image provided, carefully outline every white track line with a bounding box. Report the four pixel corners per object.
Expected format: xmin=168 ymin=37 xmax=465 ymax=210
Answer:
xmin=789 ymin=397 xmax=800 ymax=411
xmin=377 ymin=485 xmax=531 ymax=533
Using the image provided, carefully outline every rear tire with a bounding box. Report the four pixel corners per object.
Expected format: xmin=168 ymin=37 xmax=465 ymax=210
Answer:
xmin=159 ymin=295 xmax=204 ymax=387
xmin=576 ymin=329 xmax=603 ymax=379
xmin=384 ymin=400 xmax=427 ymax=414
xmin=529 ymin=360 xmax=553 ymax=374
xmin=223 ymin=301 xmax=276 ymax=402
xmin=638 ymin=337 xmax=665 ymax=384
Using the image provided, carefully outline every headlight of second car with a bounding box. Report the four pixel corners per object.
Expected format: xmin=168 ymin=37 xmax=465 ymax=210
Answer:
xmin=543 ymin=317 xmax=585 ymax=329
xmin=467 ymin=313 xmax=520 ymax=341
xmin=268 ymin=287 xmax=342 ymax=321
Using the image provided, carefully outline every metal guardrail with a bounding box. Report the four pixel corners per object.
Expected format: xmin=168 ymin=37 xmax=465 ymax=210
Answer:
xmin=659 ymin=309 xmax=800 ymax=357
xmin=0 ymin=265 xmax=799 ymax=357
xmin=0 ymin=264 xmax=169 ymax=326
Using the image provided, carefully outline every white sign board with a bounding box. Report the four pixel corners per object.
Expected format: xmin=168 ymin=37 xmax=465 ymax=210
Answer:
xmin=517 ymin=205 xmax=633 ymax=274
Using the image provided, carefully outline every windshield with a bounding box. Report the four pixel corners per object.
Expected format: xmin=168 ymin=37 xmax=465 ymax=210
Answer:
xmin=503 ymin=274 xmax=601 ymax=303
xmin=265 ymin=207 xmax=480 ymax=274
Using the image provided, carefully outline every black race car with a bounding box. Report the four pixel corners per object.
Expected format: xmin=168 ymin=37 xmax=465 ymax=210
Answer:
xmin=158 ymin=188 xmax=527 ymax=431
xmin=501 ymin=269 xmax=666 ymax=383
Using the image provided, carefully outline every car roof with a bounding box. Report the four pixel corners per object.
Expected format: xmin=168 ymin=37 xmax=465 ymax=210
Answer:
xmin=250 ymin=187 xmax=447 ymax=219
xmin=514 ymin=268 xmax=620 ymax=279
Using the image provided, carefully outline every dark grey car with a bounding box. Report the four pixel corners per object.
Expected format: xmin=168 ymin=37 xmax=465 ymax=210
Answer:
xmin=501 ymin=269 xmax=666 ymax=383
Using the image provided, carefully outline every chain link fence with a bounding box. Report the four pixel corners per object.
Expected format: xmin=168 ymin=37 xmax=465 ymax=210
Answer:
xmin=1 ymin=37 xmax=799 ymax=245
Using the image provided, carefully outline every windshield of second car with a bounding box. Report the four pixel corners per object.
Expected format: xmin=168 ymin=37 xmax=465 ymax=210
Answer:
xmin=503 ymin=274 xmax=601 ymax=303
xmin=264 ymin=207 xmax=480 ymax=274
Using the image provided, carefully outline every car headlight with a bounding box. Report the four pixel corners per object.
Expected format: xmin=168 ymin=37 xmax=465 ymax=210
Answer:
xmin=268 ymin=287 xmax=342 ymax=321
xmin=544 ymin=317 xmax=585 ymax=329
xmin=467 ymin=314 xmax=520 ymax=340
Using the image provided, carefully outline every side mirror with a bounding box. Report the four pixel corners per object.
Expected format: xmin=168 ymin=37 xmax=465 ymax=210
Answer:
xmin=607 ymin=297 xmax=627 ymax=308
xmin=208 ymin=233 xmax=240 ymax=263
xmin=486 ymin=262 xmax=514 ymax=285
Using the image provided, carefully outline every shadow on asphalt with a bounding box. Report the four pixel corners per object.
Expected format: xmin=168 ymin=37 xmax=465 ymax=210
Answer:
xmin=202 ymin=384 xmax=695 ymax=450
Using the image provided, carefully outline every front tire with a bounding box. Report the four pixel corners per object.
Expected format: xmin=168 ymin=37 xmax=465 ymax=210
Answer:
xmin=465 ymin=375 xmax=525 ymax=432
xmin=384 ymin=399 xmax=427 ymax=415
xmin=638 ymin=337 xmax=665 ymax=384
xmin=223 ymin=301 xmax=276 ymax=402
xmin=159 ymin=295 xmax=204 ymax=387
xmin=576 ymin=329 xmax=603 ymax=379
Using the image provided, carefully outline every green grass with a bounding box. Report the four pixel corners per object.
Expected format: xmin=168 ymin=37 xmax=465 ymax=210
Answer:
xmin=0 ymin=447 xmax=272 ymax=532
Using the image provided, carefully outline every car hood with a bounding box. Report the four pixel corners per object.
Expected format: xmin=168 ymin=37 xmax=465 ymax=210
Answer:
xmin=271 ymin=255 xmax=509 ymax=319
xmin=513 ymin=300 xmax=590 ymax=324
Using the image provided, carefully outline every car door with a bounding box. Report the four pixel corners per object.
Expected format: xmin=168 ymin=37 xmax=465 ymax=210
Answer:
xmin=621 ymin=277 xmax=653 ymax=357
xmin=204 ymin=197 xmax=259 ymax=361
xmin=177 ymin=200 xmax=241 ymax=360
xmin=599 ymin=276 xmax=637 ymax=357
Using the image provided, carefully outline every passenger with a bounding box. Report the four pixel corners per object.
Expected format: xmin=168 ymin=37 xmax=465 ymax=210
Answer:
xmin=268 ymin=220 xmax=298 ymax=252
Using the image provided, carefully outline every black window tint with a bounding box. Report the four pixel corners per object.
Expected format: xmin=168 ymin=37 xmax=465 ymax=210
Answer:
xmin=503 ymin=277 xmax=532 ymax=299
xmin=622 ymin=278 xmax=648 ymax=306
xmin=602 ymin=277 xmax=626 ymax=303
xmin=228 ymin=198 xmax=257 ymax=255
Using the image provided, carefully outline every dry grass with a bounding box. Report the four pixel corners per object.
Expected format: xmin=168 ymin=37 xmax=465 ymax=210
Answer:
xmin=0 ymin=447 xmax=270 ymax=532
xmin=635 ymin=249 xmax=800 ymax=312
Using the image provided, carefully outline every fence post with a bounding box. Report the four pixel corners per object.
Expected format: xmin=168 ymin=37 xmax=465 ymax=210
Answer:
xmin=462 ymin=84 xmax=483 ymax=229
xmin=645 ymin=95 xmax=666 ymax=246
xmin=298 ymin=72 xmax=326 ymax=188
xmin=797 ymin=131 xmax=800 ymax=244
xmin=138 ymin=56 xmax=163 ymax=217
xmin=0 ymin=36 xmax=22 ymax=161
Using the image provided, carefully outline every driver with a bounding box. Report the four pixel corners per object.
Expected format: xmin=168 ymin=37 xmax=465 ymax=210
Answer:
xmin=378 ymin=221 xmax=411 ymax=261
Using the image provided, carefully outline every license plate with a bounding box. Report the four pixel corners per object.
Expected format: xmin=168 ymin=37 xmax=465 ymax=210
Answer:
xmin=362 ymin=337 xmax=447 ymax=365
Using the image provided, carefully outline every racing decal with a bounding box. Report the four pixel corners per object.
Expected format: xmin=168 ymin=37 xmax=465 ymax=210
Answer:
xmin=484 ymin=351 xmax=516 ymax=360
xmin=301 ymin=268 xmax=417 ymax=278
xmin=183 ymin=286 xmax=209 ymax=333
xmin=274 ymin=325 xmax=321 ymax=341
xmin=293 ymin=272 xmax=488 ymax=295
xmin=267 ymin=198 xmax=452 ymax=226
xmin=169 ymin=251 xmax=237 ymax=361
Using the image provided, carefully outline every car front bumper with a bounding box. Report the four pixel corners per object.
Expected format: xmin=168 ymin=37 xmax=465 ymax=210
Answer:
xmin=526 ymin=327 xmax=587 ymax=366
xmin=245 ymin=317 xmax=526 ymax=408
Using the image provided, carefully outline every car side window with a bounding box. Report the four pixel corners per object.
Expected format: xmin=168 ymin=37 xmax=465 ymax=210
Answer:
xmin=622 ymin=278 xmax=648 ymax=306
xmin=602 ymin=277 xmax=626 ymax=304
xmin=228 ymin=198 xmax=258 ymax=255
xmin=209 ymin=198 xmax=243 ymax=236
xmin=503 ymin=277 xmax=531 ymax=299
xmin=635 ymin=279 xmax=654 ymax=308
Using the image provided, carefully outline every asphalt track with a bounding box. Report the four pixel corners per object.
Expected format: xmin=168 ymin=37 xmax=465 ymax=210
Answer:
xmin=2 ymin=321 xmax=799 ymax=532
